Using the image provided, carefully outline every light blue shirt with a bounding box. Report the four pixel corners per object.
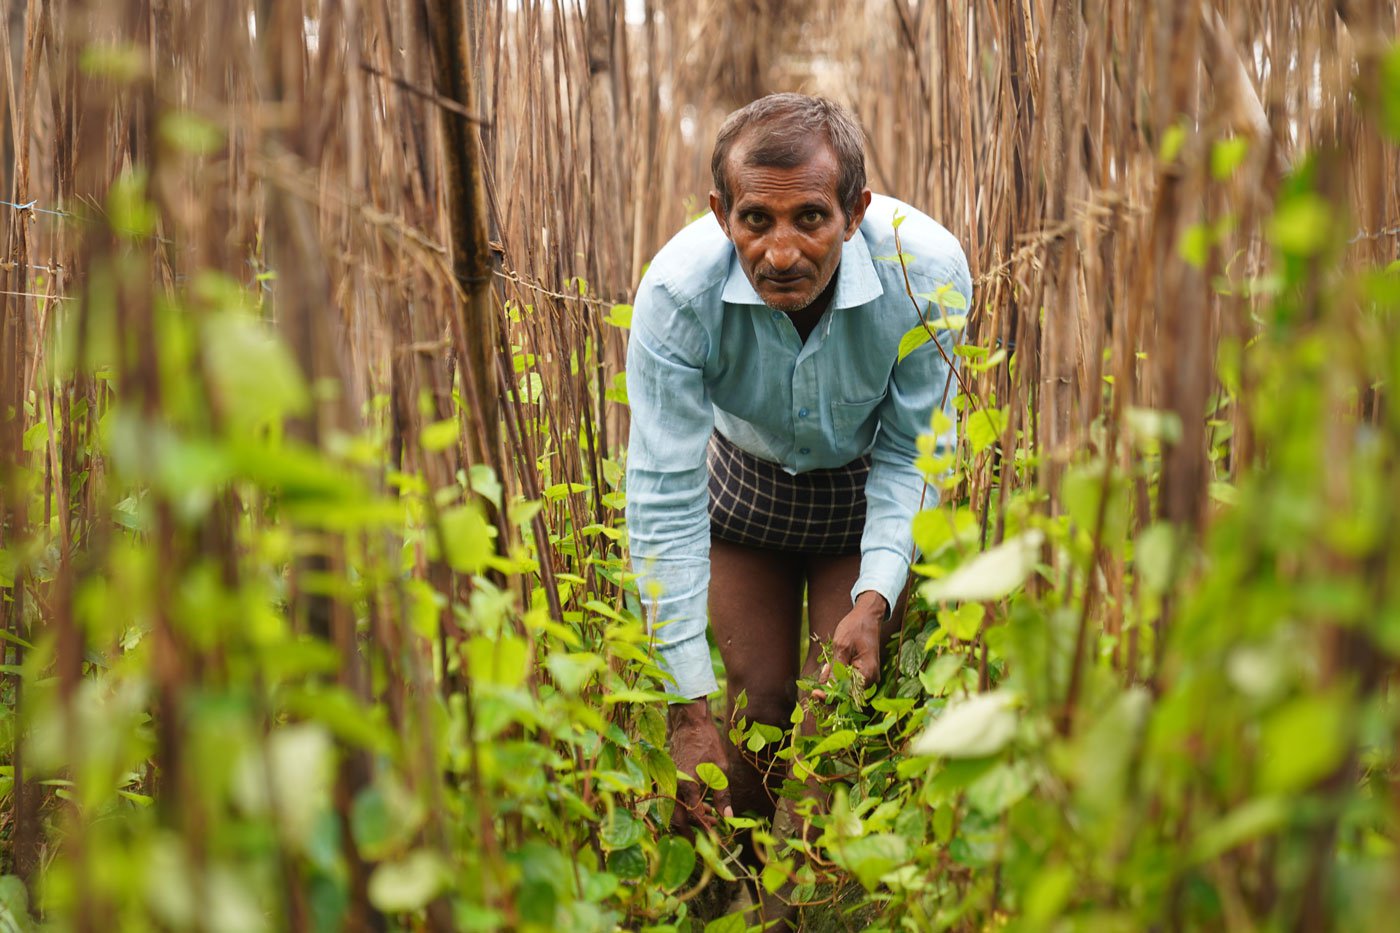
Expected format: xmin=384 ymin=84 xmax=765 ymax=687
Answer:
xmin=625 ymin=194 xmax=971 ymax=699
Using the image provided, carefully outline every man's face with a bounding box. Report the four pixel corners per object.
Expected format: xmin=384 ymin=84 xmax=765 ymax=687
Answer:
xmin=710 ymin=145 xmax=870 ymax=313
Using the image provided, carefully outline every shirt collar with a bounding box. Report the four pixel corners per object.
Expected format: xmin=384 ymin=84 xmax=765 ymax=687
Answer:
xmin=720 ymin=227 xmax=885 ymax=309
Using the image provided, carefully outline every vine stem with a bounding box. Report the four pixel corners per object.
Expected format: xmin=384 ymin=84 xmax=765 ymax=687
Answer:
xmin=892 ymin=221 xmax=980 ymax=411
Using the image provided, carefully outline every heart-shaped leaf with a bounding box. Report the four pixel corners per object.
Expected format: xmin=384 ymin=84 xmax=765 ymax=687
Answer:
xmin=920 ymin=530 xmax=1044 ymax=603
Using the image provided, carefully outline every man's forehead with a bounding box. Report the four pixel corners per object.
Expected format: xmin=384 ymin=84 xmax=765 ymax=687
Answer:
xmin=727 ymin=143 xmax=841 ymax=203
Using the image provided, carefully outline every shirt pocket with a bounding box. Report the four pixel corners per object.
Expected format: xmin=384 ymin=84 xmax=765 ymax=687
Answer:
xmin=830 ymin=388 xmax=889 ymax=441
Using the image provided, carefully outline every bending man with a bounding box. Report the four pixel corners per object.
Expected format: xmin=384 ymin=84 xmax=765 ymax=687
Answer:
xmin=626 ymin=93 xmax=971 ymax=830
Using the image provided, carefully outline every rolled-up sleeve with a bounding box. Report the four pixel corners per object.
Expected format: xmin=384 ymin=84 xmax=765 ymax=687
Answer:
xmin=853 ymin=257 xmax=971 ymax=611
xmin=625 ymin=277 xmax=718 ymax=699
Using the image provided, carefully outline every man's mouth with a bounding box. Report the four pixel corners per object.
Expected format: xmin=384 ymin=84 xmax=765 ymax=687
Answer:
xmin=762 ymin=273 xmax=807 ymax=286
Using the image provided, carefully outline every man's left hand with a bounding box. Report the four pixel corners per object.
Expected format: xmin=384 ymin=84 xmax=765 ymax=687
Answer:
xmin=816 ymin=591 xmax=888 ymax=694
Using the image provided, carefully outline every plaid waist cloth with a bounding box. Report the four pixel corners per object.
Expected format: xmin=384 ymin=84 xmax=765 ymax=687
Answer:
xmin=707 ymin=431 xmax=871 ymax=555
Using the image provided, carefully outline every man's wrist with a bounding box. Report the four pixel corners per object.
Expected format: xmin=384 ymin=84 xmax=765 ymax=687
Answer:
xmin=668 ymin=699 xmax=711 ymax=726
xmin=853 ymin=589 xmax=890 ymax=619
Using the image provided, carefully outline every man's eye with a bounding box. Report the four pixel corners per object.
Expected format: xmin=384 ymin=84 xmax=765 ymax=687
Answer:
xmin=742 ymin=212 xmax=767 ymax=226
xmin=801 ymin=210 xmax=824 ymax=224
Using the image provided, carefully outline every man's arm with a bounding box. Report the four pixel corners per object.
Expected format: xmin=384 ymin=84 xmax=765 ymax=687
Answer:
xmin=626 ymin=276 xmax=737 ymax=829
xmin=624 ymin=276 xmax=717 ymax=700
xmin=854 ymin=320 xmax=961 ymax=608
xmin=828 ymin=254 xmax=971 ymax=685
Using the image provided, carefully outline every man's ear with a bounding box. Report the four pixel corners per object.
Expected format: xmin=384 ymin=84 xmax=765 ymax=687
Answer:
xmin=709 ymin=191 xmax=731 ymax=238
xmin=844 ymin=188 xmax=873 ymax=240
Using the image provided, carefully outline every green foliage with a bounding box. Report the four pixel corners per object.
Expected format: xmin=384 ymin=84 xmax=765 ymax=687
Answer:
xmin=1211 ymin=136 xmax=1250 ymax=180
xmin=2 ymin=264 xmax=715 ymax=932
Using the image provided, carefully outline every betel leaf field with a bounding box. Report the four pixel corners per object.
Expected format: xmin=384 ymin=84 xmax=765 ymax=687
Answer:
xmin=4 ymin=2 xmax=1400 ymax=931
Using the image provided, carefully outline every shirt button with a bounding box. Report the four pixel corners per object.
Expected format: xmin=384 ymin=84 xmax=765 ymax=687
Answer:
xmin=798 ymin=408 xmax=809 ymax=418
xmin=800 ymin=447 xmax=811 ymax=455
xmin=771 ymin=311 xmax=782 ymax=320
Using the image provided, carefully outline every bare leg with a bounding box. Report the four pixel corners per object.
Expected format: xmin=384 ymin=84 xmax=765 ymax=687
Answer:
xmin=802 ymin=552 xmax=910 ymax=681
xmin=731 ymin=554 xmax=909 ymax=929
xmin=708 ymin=537 xmax=806 ymax=821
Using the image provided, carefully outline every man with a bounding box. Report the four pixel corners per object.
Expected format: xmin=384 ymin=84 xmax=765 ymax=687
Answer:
xmin=626 ymin=94 xmax=971 ymax=832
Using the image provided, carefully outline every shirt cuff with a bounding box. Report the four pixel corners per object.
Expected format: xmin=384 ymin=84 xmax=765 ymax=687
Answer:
xmin=656 ymin=632 xmax=719 ymax=701
xmin=852 ymin=548 xmax=910 ymax=619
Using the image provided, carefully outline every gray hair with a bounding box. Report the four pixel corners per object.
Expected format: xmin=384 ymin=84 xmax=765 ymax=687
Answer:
xmin=710 ymin=93 xmax=867 ymax=220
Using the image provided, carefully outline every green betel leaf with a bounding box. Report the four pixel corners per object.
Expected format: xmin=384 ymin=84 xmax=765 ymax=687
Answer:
xmin=694 ymin=762 xmax=728 ymax=790
xmin=920 ymin=530 xmax=1043 ymax=603
xmin=581 ymin=866 xmax=619 ymax=903
xmin=1211 ymin=135 xmax=1250 ymax=180
xmin=465 ymin=634 xmax=529 ymax=688
xmin=704 ymin=913 xmax=747 ymax=933
xmin=604 ymin=303 xmax=633 ymax=329
xmin=911 ymin=507 xmax=977 ymax=558
xmin=909 ymin=691 xmax=1017 ymax=759
xmin=917 ymin=283 xmax=969 ymax=311
xmin=809 ymin=729 xmax=857 ymax=757
xmin=1135 ymin=521 xmax=1182 ymax=596
xmin=1258 ymin=691 xmax=1350 ymax=794
xmin=545 ymin=651 xmax=604 ymax=694
xmin=920 ymin=654 xmax=965 ymax=697
xmin=965 ymin=406 xmax=1008 ymax=455
xmin=1269 ymin=193 xmax=1332 ymax=257
xmin=832 ymin=833 xmax=909 ymax=891
xmin=1158 ymin=122 xmax=1187 ymax=163
xmin=1125 ymin=406 xmax=1183 ymax=444
xmin=1190 ymin=797 xmax=1290 ymax=864
xmin=106 ymin=169 xmax=157 ymax=237
xmin=232 ymin=724 xmax=335 ymax=849
xmin=656 ymin=837 xmax=697 ymax=891
xmin=966 ymin=761 xmax=1034 ymax=816
xmin=1178 ymin=223 xmax=1213 ymax=268
xmin=351 ymin=786 xmax=393 ymax=855
xmin=439 ymin=503 xmax=495 ymax=574
xmin=420 ymin=418 xmax=459 ymax=452
xmin=368 ymin=850 xmax=449 ymax=913
xmin=606 ymin=845 xmax=648 ymax=881
xmin=21 ymin=421 xmax=47 ymax=452
xmin=1061 ymin=462 xmax=1130 ymax=555
xmin=600 ymin=809 xmax=643 ymax=850
xmin=0 ymin=875 xmax=32 ymax=933
xmin=351 ymin=778 xmax=425 ymax=861
xmin=897 ymin=325 xmax=933 ymax=363
xmin=941 ymin=602 xmax=985 ymax=641
xmin=203 ymin=311 xmax=310 ymax=431
xmin=160 ymin=111 xmax=225 ymax=155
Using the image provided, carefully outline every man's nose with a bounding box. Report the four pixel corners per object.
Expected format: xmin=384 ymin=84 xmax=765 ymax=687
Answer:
xmin=764 ymin=233 xmax=801 ymax=272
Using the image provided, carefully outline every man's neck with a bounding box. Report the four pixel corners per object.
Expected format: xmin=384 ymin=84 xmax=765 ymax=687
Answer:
xmin=784 ymin=268 xmax=839 ymax=343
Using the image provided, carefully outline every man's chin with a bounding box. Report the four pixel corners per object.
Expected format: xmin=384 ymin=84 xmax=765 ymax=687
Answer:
xmin=759 ymin=288 xmax=818 ymax=313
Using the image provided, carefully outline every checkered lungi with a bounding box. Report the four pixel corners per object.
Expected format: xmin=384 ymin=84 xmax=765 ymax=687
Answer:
xmin=707 ymin=431 xmax=871 ymax=555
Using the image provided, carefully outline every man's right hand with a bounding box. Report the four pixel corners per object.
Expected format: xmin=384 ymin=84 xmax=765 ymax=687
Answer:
xmin=668 ymin=700 xmax=733 ymax=832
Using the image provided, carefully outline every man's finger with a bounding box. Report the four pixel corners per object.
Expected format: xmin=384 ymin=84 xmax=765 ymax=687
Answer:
xmin=677 ymin=774 xmax=707 ymax=821
xmin=713 ymin=786 xmax=734 ymax=821
xmin=857 ymin=653 xmax=877 ymax=684
xmin=818 ymin=661 xmax=832 ymax=683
